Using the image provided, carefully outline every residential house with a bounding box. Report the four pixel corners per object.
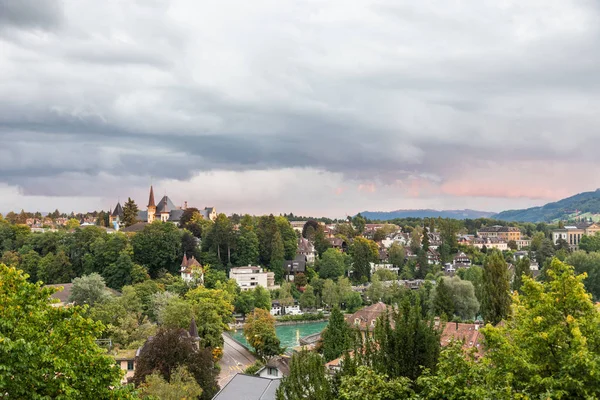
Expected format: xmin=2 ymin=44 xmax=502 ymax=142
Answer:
xmin=256 ymin=357 xmax=290 ymax=380
xmin=112 ymin=349 xmax=136 ymax=384
xmin=345 ymin=302 xmax=393 ymax=332
xmin=427 ymin=248 xmax=441 ymax=265
xmin=440 ymin=321 xmax=485 ymax=357
xmin=180 ymin=254 xmax=204 ymax=284
xmin=212 ymin=374 xmax=280 ymax=400
xmin=328 ymin=237 xmax=348 ymax=252
xmin=230 ymin=266 xmax=275 ymax=291
xmin=453 ymin=252 xmax=471 ymax=266
xmin=515 ymin=238 xmax=532 ymax=249
xmin=283 ymin=254 xmax=307 ymax=282
xmin=289 ymin=221 xmax=307 ymax=234
xmin=472 ymin=237 xmax=508 ymax=251
xmin=297 ymin=238 xmax=316 ymax=263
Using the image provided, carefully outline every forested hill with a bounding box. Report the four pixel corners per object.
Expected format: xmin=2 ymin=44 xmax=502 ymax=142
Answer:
xmin=494 ymin=189 xmax=600 ymax=222
xmin=359 ymin=209 xmax=495 ymax=221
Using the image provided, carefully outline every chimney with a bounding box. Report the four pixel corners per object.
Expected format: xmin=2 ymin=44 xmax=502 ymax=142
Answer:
xmin=184 ymin=201 xmax=188 ymax=210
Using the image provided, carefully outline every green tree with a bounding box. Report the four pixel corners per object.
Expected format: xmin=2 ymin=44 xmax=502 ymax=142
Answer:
xmin=388 ymin=242 xmax=405 ymax=268
xmin=321 ymin=306 xmax=351 ymax=362
xmin=422 ymin=227 xmax=430 ymax=251
xmin=0 ymin=265 xmax=130 ymax=398
xmin=103 ymin=250 xmax=135 ymax=290
xmin=139 ymin=366 xmax=203 ymax=400
xmin=350 ymin=237 xmax=378 ymax=283
xmin=257 ymin=214 xmax=279 ymax=266
xmin=234 ymin=290 xmax=255 ymax=318
xmin=122 ymin=197 xmax=140 ymax=227
xmin=457 ymin=266 xmax=484 ymax=304
xmin=69 ymin=273 xmax=111 ymax=306
xmin=235 ymin=215 xmax=260 ymax=266
xmin=185 ymin=286 xmax=234 ymax=329
xmin=511 ymin=256 xmax=531 ymax=294
xmin=445 ymin=276 xmax=480 ymax=320
xmin=132 ymin=221 xmax=183 ymax=277
xmin=565 ymin=250 xmax=600 ymax=300
xmin=481 ymin=250 xmax=511 ymax=325
xmin=482 ymin=258 xmax=600 ymax=398
xmin=579 ymin=232 xmax=600 ymax=253
xmin=314 ymin=225 xmax=332 ymax=257
xmin=37 ymin=250 xmax=74 ymax=284
xmin=244 ymin=308 xmax=282 ymax=361
xmin=276 ymin=216 xmax=298 ymax=260
xmin=318 ymin=248 xmax=347 ymax=279
xmin=433 ymin=277 xmax=454 ymax=318
xmin=339 ymin=366 xmax=413 ymax=400
xmin=299 ymin=284 xmax=316 ymax=309
xmin=278 ymin=282 xmax=294 ymax=307
xmin=276 ymin=351 xmax=334 ymax=400
xmin=322 ymin=279 xmax=339 ymax=309
xmin=253 ymin=285 xmax=272 ymax=310
xmin=65 ymin=218 xmax=80 ymax=230
xmin=352 ymin=213 xmax=366 ymax=235
xmin=19 ymin=249 xmax=41 ymax=282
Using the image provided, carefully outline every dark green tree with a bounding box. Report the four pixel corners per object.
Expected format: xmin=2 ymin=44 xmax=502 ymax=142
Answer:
xmin=276 ymin=351 xmax=334 ymax=400
xmin=122 ymin=197 xmax=140 ymax=227
xmin=481 ymin=250 xmax=511 ymax=325
xmin=350 ymin=237 xmax=378 ymax=283
xmin=422 ymin=227 xmax=430 ymax=251
xmin=132 ymin=221 xmax=183 ymax=277
xmin=314 ymin=225 xmax=331 ymax=257
xmin=103 ymin=250 xmax=135 ymax=290
xmin=321 ymin=306 xmax=352 ymax=362
xmin=512 ymin=256 xmax=531 ymax=294
xmin=317 ymin=248 xmax=347 ymax=279
xmin=235 ymin=215 xmax=259 ymax=266
xmin=433 ymin=277 xmax=454 ymax=318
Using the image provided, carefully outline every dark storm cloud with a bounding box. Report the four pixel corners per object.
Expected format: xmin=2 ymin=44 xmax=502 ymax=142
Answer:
xmin=2 ymin=0 xmax=600 ymax=203
xmin=0 ymin=0 xmax=63 ymax=31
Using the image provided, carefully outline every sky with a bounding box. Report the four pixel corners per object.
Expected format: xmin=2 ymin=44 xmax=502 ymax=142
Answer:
xmin=2 ymin=0 xmax=600 ymax=217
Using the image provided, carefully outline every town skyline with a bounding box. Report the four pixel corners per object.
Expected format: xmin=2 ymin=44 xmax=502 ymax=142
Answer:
xmin=3 ymin=1 xmax=600 ymax=216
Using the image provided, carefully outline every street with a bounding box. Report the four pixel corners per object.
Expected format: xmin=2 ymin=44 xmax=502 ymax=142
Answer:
xmin=217 ymin=333 xmax=257 ymax=387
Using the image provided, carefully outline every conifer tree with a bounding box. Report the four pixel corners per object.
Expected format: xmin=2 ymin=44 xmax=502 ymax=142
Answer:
xmin=511 ymin=256 xmax=531 ymax=294
xmin=433 ymin=277 xmax=454 ymax=318
xmin=276 ymin=351 xmax=333 ymax=400
xmin=122 ymin=197 xmax=140 ymax=227
xmin=481 ymin=250 xmax=511 ymax=325
xmin=321 ymin=306 xmax=351 ymax=362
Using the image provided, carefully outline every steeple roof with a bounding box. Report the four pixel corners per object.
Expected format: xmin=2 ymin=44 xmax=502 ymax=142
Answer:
xmin=161 ymin=196 xmax=169 ymax=213
xmin=189 ymin=317 xmax=199 ymax=339
xmin=112 ymin=202 xmax=124 ymax=217
xmin=181 ymin=253 xmax=188 ymax=267
xmin=148 ymin=186 xmax=156 ymax=208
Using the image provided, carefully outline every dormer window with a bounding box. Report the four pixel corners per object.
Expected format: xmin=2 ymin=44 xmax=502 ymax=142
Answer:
xmin=355 ymin=318 xmax=360 ymax=325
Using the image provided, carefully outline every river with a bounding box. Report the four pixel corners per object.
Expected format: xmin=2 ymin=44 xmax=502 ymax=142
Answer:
xmin=231 ymin=321 xmax=327 ymax=353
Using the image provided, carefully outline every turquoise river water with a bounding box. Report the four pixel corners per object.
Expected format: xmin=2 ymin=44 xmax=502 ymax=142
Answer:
xmin=231 ymin=321 xmax=327 ymax=352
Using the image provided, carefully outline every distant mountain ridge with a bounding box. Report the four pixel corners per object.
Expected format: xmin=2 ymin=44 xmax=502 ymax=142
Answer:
xmin=493 ymin=189 xmax=600 ymax=222
xmin=360 ymin=209 xmax=495 ymax=221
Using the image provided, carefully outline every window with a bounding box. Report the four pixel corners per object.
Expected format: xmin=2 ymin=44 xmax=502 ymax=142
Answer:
xmin=127 ymin=360 xmax=134 ymax=371
xmin=355 ymin=318 xmax=360 ymax=325
xmin=268 ymin=368 xmax=278 ymax=377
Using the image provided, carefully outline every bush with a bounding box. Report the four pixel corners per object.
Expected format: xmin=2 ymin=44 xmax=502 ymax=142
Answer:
xmin=244 ymin=361 xmax=264 ymax=375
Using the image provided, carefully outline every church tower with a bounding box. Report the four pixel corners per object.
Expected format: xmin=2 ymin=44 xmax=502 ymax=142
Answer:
xmin=160 ymin=196 xmax=170 ymax=222
xmin=147 ymin=185 xmax=156 ymax=223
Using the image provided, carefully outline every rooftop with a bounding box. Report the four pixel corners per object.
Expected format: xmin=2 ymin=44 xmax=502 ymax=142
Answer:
xmin=212 ymin=374 xmax=280 ymax=400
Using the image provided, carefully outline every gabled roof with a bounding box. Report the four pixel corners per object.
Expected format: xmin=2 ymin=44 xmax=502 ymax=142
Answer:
xmin=345 ymin=302 xmax=393 ymax=330
xmin=212 ymin=374 xmax=281 ymax=400
xmin=257 ymin=356 xmax=291 ymax=377
xmin=120 ymin=222 xmax=148 ymax=233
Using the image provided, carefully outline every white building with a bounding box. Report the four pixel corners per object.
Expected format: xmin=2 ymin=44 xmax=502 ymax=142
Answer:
xmin=180 ymin=254 xmax=203 ymax=285
xmin=230 ymin=266 xmax=275 ymax=291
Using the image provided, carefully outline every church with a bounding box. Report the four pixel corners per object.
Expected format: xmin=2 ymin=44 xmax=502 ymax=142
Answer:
xmin=109 ymin=186 xmax=217 ymax=228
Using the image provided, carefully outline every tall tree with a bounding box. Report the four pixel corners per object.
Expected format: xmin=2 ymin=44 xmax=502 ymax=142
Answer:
xmin=235 ymin=215 xmax=259 ymax=266
xmin=139 ymin=366 xmax=203 ymax=400
xmin=0 ymin=265 xmax=131 ymax=398
xmin=565 ymin=250 xmax=600 ymax=300
xmin=433 ymin=277 xmax=454 ymax=318
xmin=253 ymin=285 xmax=272 ymax=310
xmin=445 ymin=276 xmax=480 ymax=321
xmin=321 ymin=306 xmax=351 ymax=362
xmin=244 ymin=308 xmax=282 ymax=361
xmin=317 ymin=248 xmax=347 ymax=279
xmin=388 ymin=242 xmax=405 ymax=268
xmin=481 ymin=250 xmax=511 ymax=325
xmin=68 ymin=273 xmax=111 ymax=306
xmin=122 ymin=197 xmax=140 ymax=227
xmin=299 ymin=284 xmax=316 ymax=310
xmin=422 ymin=227 xmax=430 ymax=251
xmin=276 ymin=216 xmax=298 ymax=260
xmin=314 ymin=225 xmax=331 ymax=257
xmin=339 ymin=366 xmax=413 ymax=400
xmin=37 ymin=250 xmax=74 ymax=284
xmin=350 ymin=237 xmax=378 ymax=283
xmin=276 ymin=351 xmax=334 ymax=400
xmin=257 ymin=215 xmax=279 ymax=266
xmin=511 ymin=256 xmax=531 ymax=294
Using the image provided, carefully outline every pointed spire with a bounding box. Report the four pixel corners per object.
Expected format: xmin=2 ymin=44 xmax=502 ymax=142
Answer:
xmin=189 ymin=317 xmax=199 ymax=340
xmin=181 ymin=253 xmax=188 ymax=268
xmin=148 ymin=185 xmax=156 ymax=208
xmin=161 ymin=196 xmax=169 ymax=213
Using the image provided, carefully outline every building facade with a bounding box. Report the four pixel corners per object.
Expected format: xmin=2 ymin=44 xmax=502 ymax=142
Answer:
xmin=230 ymin=266 xmax=275 ymax=291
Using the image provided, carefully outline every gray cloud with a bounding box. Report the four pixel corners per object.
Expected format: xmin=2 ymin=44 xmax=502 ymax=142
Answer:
xmin=2 ymin=0 xmax=600 ymax=212
xmin=0 ymin=0 xmax=63 ymax=31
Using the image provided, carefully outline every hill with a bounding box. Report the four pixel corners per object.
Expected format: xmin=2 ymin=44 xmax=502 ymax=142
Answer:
xmin=494 ymin=189 xmax=600 ymax=222
xmin=359 ymin=209 xmax=495 ymax=221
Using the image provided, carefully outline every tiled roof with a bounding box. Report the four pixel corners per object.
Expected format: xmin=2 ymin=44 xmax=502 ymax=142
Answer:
xmin=440 ymin=322 xmax=484 ymax=356
xmin=111 ymin=202 xmax=124 ymax=217
xmin=213 ymin=374 xmax=280 ymax=400
xmin=345 ymin=302 xmax=393 ymax=331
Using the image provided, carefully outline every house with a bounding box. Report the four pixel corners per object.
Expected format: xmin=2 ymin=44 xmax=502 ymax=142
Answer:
xmin=283 ymin=254 xmax=307 ymax=282
xmin=180 ymin=254 xmax=204 ymax=284
xmin=270 ymin=300 xmax=282 ymax=316
xmin=472 ymin=237 xmax=508 ymax=251
xmin=256 ymin=357 xmax=290 ymax=379
xmin=552 ymin=222 xmax=598 ymax=249
xmin=230 ymin=266 xmax=275 ymax=291
xmin=297 ymin=238 xmax=316 ymax=263
xmin=328 ymin=237 xmax=348 ymax=252
xmin=427 ymin=248 xmax=441 ymax=265
xmin=453 ymin=252 xmax=471 ymax=266
xmin=111 ymin=349 xmax=136 ymax=384
xmin=345 ymin=302 xmax=393 ymax=331
xmin=477 ymin=226 xmax=521 ymax=242
xmin=212 ymin=374 xmax=280 ymax=400
xmin=289 ymin=221 xmax=307 ymax=234
xmin=440 ymin=321 xmax=485 ymax=357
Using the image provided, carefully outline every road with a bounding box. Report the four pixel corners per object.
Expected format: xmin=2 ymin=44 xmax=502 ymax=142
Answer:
xmin=218 ymin=333 xmax=257 ymax=387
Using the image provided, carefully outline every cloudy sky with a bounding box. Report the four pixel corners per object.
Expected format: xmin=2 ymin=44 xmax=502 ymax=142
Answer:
xmin=1 ymin=0 xmax=600 ymax=217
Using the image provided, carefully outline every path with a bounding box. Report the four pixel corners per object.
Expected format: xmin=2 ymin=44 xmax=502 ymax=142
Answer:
xmin=218 ymin=332 xmax=257 ymax=387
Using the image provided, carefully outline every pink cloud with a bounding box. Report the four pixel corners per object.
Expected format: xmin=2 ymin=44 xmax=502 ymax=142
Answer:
xmin=358 ymin=183 xmax=376 ymax=193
